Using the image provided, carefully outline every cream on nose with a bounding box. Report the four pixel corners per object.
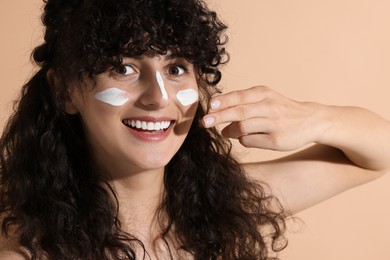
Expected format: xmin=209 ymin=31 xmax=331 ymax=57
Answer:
xmin=155 ymin=70 xmax=168 ymax=100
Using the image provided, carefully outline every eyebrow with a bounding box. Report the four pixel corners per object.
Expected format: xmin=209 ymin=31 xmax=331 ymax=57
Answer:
xmin=121 ymin=54 xmax=189 ymax=63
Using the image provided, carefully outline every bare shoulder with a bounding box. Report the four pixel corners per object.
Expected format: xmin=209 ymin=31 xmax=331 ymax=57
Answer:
xmin=0 ymin=235 xmax=30 ymax=260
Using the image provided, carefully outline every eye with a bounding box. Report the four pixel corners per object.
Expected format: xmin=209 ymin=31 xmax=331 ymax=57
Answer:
xmin=167 ymin=65 xmax=186 ymax=76
xmin=114 ymin=64 xmax=136 ymax=76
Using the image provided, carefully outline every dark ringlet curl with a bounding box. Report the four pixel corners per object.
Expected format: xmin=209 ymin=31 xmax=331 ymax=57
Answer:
xmin=0 ymin=0 xmax=287 ymax=259
xmin=37 ymin=0 xmax=228 ymax=98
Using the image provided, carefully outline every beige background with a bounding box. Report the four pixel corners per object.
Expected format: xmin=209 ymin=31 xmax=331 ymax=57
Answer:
xmin=1 ymin=1 xmax=389 ymax=259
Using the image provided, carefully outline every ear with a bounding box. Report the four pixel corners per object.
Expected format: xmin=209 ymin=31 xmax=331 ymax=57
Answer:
xmin=46 ymin=69 xmax=79 ymax=115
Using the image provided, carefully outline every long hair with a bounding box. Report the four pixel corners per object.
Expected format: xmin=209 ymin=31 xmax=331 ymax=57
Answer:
xmin=0 ymin=0 xmax=287 ymax=259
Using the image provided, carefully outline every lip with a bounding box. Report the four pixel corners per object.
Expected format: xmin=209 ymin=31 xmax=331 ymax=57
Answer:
xmin=122 ymin=116 xmax=175 ymax=142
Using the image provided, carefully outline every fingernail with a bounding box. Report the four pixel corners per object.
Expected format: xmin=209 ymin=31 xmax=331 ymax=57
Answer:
xmin=203 ymin=116 xmax=215 ymax=127
xmin=211 ymin=100 xmax=221 ymax=110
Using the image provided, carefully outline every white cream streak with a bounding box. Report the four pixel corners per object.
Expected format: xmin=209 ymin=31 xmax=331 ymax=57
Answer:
xmin=94 ymin=87 xmax=130 ymax=107
xmin=176 ymin=89 xmax=199 ymax=106
xmin=156 ymin=71 xmax=168 ymax=100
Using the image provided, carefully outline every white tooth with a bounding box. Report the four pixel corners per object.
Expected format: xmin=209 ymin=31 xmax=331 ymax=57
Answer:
xmin=129 ymin=120 xmax=171 ymax=130
xmin=147 ymin=122 xmax=154 ymax=130
xmin=136 ymin=120 xmax=142 ymax=129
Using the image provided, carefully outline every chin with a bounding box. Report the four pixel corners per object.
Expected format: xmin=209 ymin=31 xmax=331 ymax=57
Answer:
xmin=137 ymin=153 xmax=172 ymax=170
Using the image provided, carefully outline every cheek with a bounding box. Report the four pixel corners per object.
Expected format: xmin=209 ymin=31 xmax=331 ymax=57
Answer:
xmin=176 ymin=88 xmax=199 ymax=107
xmin=170 ymin=86 xmax=199 ymax=137
xmin=173 ymin=98 xmax=198 ymax=136
xmin=94 ymin=87 xmax=131 ymax=107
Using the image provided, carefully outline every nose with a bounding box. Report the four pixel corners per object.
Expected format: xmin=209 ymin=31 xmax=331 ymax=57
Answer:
xmin=138 ymin=71 xmax=170 ymax=109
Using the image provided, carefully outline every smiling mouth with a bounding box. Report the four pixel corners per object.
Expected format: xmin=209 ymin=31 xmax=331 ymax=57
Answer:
xmin=122 ymin=119 xmax=173 ymax=132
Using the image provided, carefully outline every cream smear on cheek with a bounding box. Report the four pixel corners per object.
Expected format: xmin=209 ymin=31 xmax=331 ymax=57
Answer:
xmin=176 ymin=89 xmax=199 ymax=106
xmin=156 ymin=71 xmax=168 ymax=100
xmin=94 ymin=87 xmax=130 ymax=106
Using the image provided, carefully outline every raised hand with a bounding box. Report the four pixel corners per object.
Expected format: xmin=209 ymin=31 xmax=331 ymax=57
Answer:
xmin=202 ymin=86 xmax=327 ymax=151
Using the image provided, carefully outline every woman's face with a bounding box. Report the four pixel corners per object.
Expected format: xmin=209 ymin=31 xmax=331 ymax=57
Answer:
xmin=67 ymin=53 xmax=199 ymax=177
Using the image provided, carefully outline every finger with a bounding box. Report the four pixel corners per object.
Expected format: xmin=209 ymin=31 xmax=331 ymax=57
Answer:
xmin=209 ymin=86 xmax=271 ymax=111
xmin=238 ymin=134 xmax=295 ymax=151
xmin=238 ymin=134 xmax=279 ymax=150
xmin=221 ymin=118 xmax=273 ymax=139
xmin=203 ymin=102 xmax=272 ymax=128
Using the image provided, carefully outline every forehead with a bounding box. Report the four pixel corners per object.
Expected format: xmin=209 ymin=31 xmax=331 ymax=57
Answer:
xmin=121 ymin=48 xmax=187 ymax=59
xmin=120 ymin=51 xmax=194 ymax=66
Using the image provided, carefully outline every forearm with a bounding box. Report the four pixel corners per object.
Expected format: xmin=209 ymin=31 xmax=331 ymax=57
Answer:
xmin=206 ymin=86 xmax=389 ymax=213
xmin=315 ymin=104 xmax=390 ymax=172
xmin=244 ymin=144 xmax=382 ymax=214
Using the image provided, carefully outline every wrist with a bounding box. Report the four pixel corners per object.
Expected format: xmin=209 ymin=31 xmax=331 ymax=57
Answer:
xmin=306 ymin=102 xmax=335 ymax=145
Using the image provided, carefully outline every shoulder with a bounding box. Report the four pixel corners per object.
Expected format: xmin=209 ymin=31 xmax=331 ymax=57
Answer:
xmin=0 ymin=235 xmax=30 ymax=260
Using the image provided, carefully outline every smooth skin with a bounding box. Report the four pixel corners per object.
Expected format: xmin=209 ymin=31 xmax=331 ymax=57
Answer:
xmin=2 ymin=82 xmax=390 ymax=258
xmin=203 ymin=86 xmax=390 ymax=214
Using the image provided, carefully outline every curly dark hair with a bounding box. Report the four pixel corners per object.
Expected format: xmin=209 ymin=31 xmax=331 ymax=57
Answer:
xmin=0 ymin=0 xmax=287 ymax=259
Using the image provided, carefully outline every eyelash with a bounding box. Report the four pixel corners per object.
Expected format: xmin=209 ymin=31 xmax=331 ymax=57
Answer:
xmin=167 ymin=64 xmax=189 ymax=76
xmin=109 ymin=63 xmax=191 ymax=79
xmin=113 ymin=64 xmax=136 ymax=76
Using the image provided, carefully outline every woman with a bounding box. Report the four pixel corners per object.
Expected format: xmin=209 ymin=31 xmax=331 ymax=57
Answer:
xmin=0 ymin=0 xmax=389 ymax=259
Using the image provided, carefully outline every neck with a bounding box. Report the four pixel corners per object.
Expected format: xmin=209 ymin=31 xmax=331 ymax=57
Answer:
xmin=107 ymin=167 xmax=166 ymax=239
xmin=104 ymin=167 xmax=190 ymax=258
